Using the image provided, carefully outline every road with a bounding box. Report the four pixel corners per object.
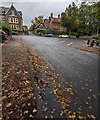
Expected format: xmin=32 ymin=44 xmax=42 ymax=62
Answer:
xmin=18 ymin=35 xmax=98 ymax=118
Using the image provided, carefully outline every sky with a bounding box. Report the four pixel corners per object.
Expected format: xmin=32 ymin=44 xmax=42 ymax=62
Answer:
xmin=1 ymin=0 xmax=83 ymax=27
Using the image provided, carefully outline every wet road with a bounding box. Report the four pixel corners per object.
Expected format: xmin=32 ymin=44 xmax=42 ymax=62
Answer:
xmin=21 ymin=35 xmax=98 ymax=118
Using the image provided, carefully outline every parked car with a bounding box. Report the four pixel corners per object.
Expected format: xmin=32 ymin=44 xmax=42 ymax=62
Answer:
xmin=59 ymin=35 xmax=69 ymax=38
xmin=12 ymin=31 xmax=19 ymax=35
xmin=45 ymin=34 xmax=54 ymax=37
xmin=0 ymin=29 xmax=7 ymax=43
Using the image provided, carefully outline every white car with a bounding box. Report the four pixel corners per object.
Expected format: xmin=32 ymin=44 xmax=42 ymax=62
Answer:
xmin=59 ymin=35 xmax=69 ymax=38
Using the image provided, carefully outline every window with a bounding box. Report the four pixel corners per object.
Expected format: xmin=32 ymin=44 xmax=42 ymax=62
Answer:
xmin=12 ymin=25 xmax=13 ymax=29
xmin=11 ymin=10 xmax=15 ymax=16
xmin=16 ymin=18 xmax=18 ymax=23
xmin=9 ymin=18 xmax=11 ymax=23
xmin=14 ymin=18 xmax=16 ymax=23
xmin=17 ymin=25 xmax=19 ymax=30
xmin=17 ymin=26 xmax=18 ymax=30
xmin=11 ymin=18 xmax=13 ymax=22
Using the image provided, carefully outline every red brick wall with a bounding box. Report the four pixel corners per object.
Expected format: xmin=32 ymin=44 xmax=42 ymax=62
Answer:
xmin=49 ymin=18 xmax=60 ymax=31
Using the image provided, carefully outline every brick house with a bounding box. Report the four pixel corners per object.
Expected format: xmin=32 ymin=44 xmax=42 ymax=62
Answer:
xmin=22 ymin=25 xmax=29 ymax=34
xmin=44 ymin=13 xmax=65 ymax=31
xmin=34 ymin=22 xmax=46 ymax=34
xmin=0 ymin=4 xmax=23 ymax=31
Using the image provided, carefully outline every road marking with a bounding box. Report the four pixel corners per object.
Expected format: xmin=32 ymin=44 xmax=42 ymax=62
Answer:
xmin=67 ymin=42 xmax=73 ymax=46
xmin=60 ymin=41 xmax=65 ymax=43
xmin=84 ymin=41 xmax=87 ymax=43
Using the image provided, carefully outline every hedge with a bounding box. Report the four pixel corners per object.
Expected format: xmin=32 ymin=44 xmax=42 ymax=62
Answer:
xmin=0 ymin=24 xmax=12 ymax=35
xmin=36 ymin=29 xmax=68 ymax=35
xmin=91 ymin=34 xmax=100 ymax=40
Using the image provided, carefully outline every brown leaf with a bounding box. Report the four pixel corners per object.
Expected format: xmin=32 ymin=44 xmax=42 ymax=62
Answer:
xmin=2 ymin=96 xmax=7 ymax=100
xmin=5 ymin=103 xmax=11 ymax=108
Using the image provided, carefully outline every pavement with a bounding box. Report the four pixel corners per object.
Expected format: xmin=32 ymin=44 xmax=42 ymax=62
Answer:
xmin=1 ymin=35 xmax=99 ymax=119
xmin=1 ymin=36 xmax=65 ymax=119
xmin=2 ymin=37 xmax=38 ymax=119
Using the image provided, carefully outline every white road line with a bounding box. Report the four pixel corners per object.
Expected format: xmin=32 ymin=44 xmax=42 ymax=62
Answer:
xmin=60 ymin=41 xmax=65 ymax=43
xmin=67 ymin=42 xmax=73 ymax=46
xmin=84 ymin=41 xmax=87 ymax=43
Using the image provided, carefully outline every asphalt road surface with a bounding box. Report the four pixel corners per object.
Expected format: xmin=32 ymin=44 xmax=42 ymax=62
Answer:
xmin=18 ymin=35 xmax=98 ymax=118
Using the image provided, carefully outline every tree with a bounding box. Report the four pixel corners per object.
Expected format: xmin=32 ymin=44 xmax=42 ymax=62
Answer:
xmin=0 ymin=23 xmax=11 ymax=35
xmin=79 ymin=1 xmax=100 ymax=35
xmin=31 ymin=15 xmax=44 ymax=31
xmin=61 ymin=1 xmax=100 ymax=36
xmin=61 ymin=2 xmax=79 ymax=36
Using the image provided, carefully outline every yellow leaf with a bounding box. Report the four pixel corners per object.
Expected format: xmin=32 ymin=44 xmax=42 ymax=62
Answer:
xmin=2 ymin=96 xmax=7 ymax=100
xmin=5 ymin=103 xmax=11 ymax=108
xmin=68 ymin=115 xmax=76 ymax=119
xmin=33 ymin=108 xmax=37 ymax=113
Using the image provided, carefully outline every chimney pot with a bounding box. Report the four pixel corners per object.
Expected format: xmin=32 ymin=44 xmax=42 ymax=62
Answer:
xmin=51 ymin=13 xmax=53 ymax=18
xmin=58 ymin=14 xmax=60 ymax=18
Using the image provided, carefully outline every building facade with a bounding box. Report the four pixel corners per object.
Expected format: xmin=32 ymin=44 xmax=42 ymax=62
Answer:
xmin=0 ymin=4 xmax=23 ymax=31
xmin=44 ymin=13 xmax=65 ymax=31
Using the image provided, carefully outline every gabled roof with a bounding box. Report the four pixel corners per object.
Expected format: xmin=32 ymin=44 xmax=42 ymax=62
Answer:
xmin=0 ymin=5 xmax=22 ymax=18
xmin=6 ymin=4 xmax=22 ymax=18
xmin=35 ymin=22 xmax=45 ymax=29
xmin=18 ymin=11 xmax=22 ymax=16
xmin=0 ymin=6 xmax=9 ymax=14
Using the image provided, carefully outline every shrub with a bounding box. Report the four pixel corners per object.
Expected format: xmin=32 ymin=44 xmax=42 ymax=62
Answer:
xmin=37 ymin=29 xmax=46 ymax=34
xmin=0 ymin=24 xmax=12 ymax=35
xmin=36 ymin=29 xmax=68 ymax=35
xmin=91 ymin=34 xmax=100 ymax=40
xmin=46 ymin=30 xmax=68 ymax=35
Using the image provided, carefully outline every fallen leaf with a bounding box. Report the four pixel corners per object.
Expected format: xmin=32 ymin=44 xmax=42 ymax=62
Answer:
xmin=24 ymin=110 xmax=29 ymax=114
xmin=90 ymin=115 xmax=96 ymax=119
xmin=68 ymin=115 xmax=76 ymax=119
xmin=5 ymin=103 xmax=11 ymax=108
xmin=33 ymin=108 xmax=37 ymax=113
xmin=2 ymin=96 xmax=7 ymax=100
xmin=29 ymin=114 xmax=33 ymax=118
xmin=45 ymin=116 xmax=47 ymax=118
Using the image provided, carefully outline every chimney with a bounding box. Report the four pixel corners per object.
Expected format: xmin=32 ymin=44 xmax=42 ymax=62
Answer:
xmin=58 ymin=14 xmax=60 ymax=19
xmin=49 ymin=17 xmax=51 ymax=23
xmin=51 ymin=13 xmax=53 ymax=18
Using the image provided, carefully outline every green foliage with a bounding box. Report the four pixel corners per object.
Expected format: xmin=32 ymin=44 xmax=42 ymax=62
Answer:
xmin=36 ymin=29 xmax=68 ymax=35
xmin=31 ymin=15 xmax=44 ymax=29
xmin=61 ymin=1 xmax=100 ymax=36
xmin=91 ymin=34 xmax=100 ymax=40
xmin=37 ymin=29 xmax=46 ymax=34
xmin=0 ymin=23 xmax=11 ymax=35
xmin=12 ymin=29 xmax=20 ymax=32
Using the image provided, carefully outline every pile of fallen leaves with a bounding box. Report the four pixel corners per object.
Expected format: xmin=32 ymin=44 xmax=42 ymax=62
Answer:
xmin=2 ymin=41 xmax=38 ymax=119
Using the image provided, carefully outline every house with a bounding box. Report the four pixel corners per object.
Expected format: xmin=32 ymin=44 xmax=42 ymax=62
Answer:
xmin=33 ymin=13 xmax=66 ymax=34
xmin=35 ymin=22 xmax=45 ymax=30
xmin=34 ymin=22 xmax=46 ymax=34
xmin=22 ymin=25 xmax=29 ymax=34
xmin=49 ymin=13 xmax=60 ymax=31
xmin=0 ymin=3 xmax=23 ymax=32
xmin=44 ymin=13 xmax=65 ymax=31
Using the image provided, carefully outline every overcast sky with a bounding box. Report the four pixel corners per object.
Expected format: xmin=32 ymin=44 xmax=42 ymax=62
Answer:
xmin=1 ymin=1 xmax=82 ymax=27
